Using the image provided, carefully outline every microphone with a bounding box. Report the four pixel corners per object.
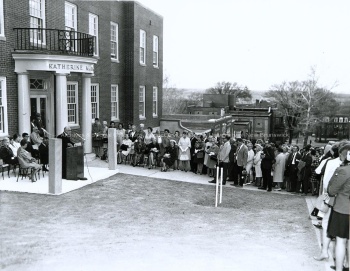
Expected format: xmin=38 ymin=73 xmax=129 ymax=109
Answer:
xmin=74 ymin=132 xmax=85 ymax=142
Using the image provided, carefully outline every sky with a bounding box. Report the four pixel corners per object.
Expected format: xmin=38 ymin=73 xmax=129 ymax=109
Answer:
xmin=139 ymin=0 xmax=350 ymax=93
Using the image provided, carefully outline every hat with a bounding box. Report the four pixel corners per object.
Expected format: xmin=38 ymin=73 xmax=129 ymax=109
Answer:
xmin=339 ymin=142 xmax=350 ymax=153
xmin=236 ymin=138 xmax=243 ymax=142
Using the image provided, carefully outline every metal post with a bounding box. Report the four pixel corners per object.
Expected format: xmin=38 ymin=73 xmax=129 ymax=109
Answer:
xmin=215 ymin=166 xmax=219 ymax=207
xmin=220 ymin=167 xmax=223 ymax=204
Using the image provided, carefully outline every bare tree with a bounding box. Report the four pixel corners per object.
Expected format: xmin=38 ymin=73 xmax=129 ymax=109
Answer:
xmin=162 ymin=75 xmax=187 ymax=115
xmin=206 ymin=81 xmax=252 ymax=100
xmin=265 ymin=68 xmax=339 ymax=146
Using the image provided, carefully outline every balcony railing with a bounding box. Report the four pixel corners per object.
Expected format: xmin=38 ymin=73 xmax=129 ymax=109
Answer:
xmin=13 ymin=28 xmax=95 ymax=57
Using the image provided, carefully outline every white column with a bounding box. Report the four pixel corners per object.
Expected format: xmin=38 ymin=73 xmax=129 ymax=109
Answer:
xmin=82 ymin=74 xmax=93 ymax=154
xmin=55 ymin=73 xmax=68 ymax=136
xmin=17 ymin=72 xmax=31 ymax=135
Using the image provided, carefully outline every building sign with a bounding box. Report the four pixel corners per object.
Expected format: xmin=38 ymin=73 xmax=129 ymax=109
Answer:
xmin=48 ymin=62 xmax=94 ymax=73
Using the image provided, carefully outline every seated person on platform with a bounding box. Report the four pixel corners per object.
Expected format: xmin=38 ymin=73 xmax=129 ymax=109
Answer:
xmin=13 ymin=133 xmax=21 ymax=151
xmin=22 ymin=132 xmax=39 ymax=159
xmin=39 ymin=137 xmax=49 ymax=172
xmin=146 ymin=137 xmax=160 ymax=169
xmin=118 ymin=134 xmax=132 ymax=164
xmin=33 ymin=113 xmax=45 ymax=137
xmin=30 ymin=126 xmax=43 ymax=147
xmin=17 ymin=139 xmax=41 ymax=182
xmin=9 ymin=136 xmax=19 ymax=157
xmin=92 ymin=118 xmax=103 ymax=157
xmin=161 ymin=140 xmax=177 ymax=172
xmin=132 ymin=135 xmax=146 ymax=167
xmin=0 ymin=137 xmax=19 ymax=166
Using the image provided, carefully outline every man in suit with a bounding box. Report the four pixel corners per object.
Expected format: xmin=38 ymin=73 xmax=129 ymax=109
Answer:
xmin=259 ymin=143 xmax=275 ymax=192
xmin=234 ymin=138 xmax=248 ymax=187
xmin=285 ymin=145 xmax=302 ymax=192
xmin=189 ymin=132 xmax=198 ymax=173
xmin=297 ymin=144 xmax=313 ymax=195
xmin=228 ymin=138 xmax=237 ymax=183
xmin=216 ymin=135 xmax=231 ymax=185
xmin=57 ymin=127 xmax=87 ymax=180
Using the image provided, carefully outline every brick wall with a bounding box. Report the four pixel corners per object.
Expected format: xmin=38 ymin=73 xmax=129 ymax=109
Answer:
xmin=0 ymin=0 xmax=163 ymax=137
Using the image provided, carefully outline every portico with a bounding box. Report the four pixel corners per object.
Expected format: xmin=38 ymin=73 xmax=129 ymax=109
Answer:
xmin=12 ymin=54 xmax=98 ymax=154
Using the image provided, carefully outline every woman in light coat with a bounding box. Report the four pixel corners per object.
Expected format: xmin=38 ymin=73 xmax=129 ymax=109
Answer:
xmin=253 ymin=144 xmax=263 ymax=186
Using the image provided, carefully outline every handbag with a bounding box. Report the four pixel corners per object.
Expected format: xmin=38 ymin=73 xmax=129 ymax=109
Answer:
xmin=297 ymin=160 xmax=306 ymax=171
xmin=210 ymin=155 xmax=218 ymax=161
xmin=315 ymin=195 xmax=329 ymax=213
xmin=196 ymin=151 xmax=204 ymax=159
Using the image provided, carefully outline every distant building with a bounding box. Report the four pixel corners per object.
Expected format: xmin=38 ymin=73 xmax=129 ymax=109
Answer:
xmin=315 ymin=115 xmax=350 ymax=142
xmin=0 ymin=0 xmax=163 ymax=153
xmin=186 ymin=94 xmax=286 ymax=143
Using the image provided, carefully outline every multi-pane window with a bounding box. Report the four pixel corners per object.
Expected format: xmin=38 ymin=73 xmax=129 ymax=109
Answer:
xmin=153 ymin=35 xmax=159 ymax=67
xmin=89 ymin=13 xmax=99 ymax=56
xmin=110 ymin=22 xmax=119 ymax=60
xmin=91 ymin=84 xmax=99 ymax=121
xmin=67 ymin=82 xmax=78 ymax=125
xmin=152 ymin=87 xmax=158 ymax=117
xmin=29 ymin=0 xmax=46 ymax=43
xmin=140 ymin=30 xmax=146 ymax=65
xmin=0 ymin=77 xmax=8 ymax=134
xmin=139 ymin=86 xmax=145 ymax=118
xmin=111 ymin=85 xmax=119 ymax=120
xmin=0 ymin=0 xmax=4 ymax=38
xmin=65 ymin=2 xmax=77 ymax=51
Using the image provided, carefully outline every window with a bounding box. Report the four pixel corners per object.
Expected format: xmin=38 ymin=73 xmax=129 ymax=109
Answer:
xmin=89 ymin=13 xmax=98 ymax=56
xmin=110 ymin=22 xmax=119 ymax=60
xmin=65 ymin=2 xmax=77 ymax=51
xmin=111 ymin=85 xmax=119 ymax=120
xmin=339 ymin=117 xmax=343 ymax=123
xmin=334 ymin=117 xmax=338 ymax=123
xmin=324 ymin=117 xmax=330 ymax=122
xmin=139 ymin=86 xmax=145 ymax=118
xmin=153 ymin=35 xmax=158 ymax=67
xmin=0 ymin=0 xmax=4 ymax=38
xmin=67 ymin=82 xmax=78 ymax=125
xmin=140 ymin=30 xmax=146 ymax=65
xmin=91 ymin=84 xmax=99 ymax=121
xmin=152 ymin=87 xmax=158 ymax=117
xmin=344 ymin=117 xmax=349 ymax=123
xmin=0 ymin=77 xmax=8 ymax=135
xmin=29 ymin=0 xmax=46 ymax=44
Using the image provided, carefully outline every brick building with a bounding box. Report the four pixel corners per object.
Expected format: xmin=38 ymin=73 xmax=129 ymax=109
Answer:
xmin=0 ymin=0 xmax=163 ymax=153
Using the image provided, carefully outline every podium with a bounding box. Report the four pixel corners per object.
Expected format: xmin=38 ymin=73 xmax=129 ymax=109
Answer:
xmin=66 ymin=146 xmax=84 ymax=180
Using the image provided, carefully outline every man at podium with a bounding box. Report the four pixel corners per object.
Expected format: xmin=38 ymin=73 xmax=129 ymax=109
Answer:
xmin=57 ymin=127 xmax=87 ymax=180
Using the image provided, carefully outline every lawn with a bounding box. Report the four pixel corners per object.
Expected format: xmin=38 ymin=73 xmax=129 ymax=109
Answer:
xmin=0 ymin=173 xmax=323 ymax=271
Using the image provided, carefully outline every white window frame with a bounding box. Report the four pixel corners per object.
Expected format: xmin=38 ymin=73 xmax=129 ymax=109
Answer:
xmin=139 ymin=86 xmax=146 ymax=119
xmin=140 ymin=29 xmax=146 ymax=65
xmin=65 ymin=2 xmax=77 ymax=51
xmin=67 ymin=82 xmax=79 ymax=126
xmin=153 ymin=35 xmax=159 ymax=67
xmin=0 ymin=0 xmax=5 ymax=39
xmin=0 ymin=77 xmax=8 ymax=135
xmin=29 ymin=0 xmax=46 ymax=44
xmin=152 ymin=87 xmax=158 ymax=117
xmin=110 ymin=22 xmax=119 ymax=61
xmin=91 ymin=83 xmax=99 ymax=122
xmin=111 ymin=85 xmax=119 ymax=121
xmin=89 ymin=13 xmax=99 ymax=56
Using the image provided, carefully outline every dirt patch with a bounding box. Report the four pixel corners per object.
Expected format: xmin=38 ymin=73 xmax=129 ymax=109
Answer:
xmin=0 ymin=173 xmax=323 ymax=271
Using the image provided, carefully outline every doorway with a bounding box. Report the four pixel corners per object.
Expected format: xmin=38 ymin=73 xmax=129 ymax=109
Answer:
xmin=30 ymin=95 xmax=48 ymax=133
